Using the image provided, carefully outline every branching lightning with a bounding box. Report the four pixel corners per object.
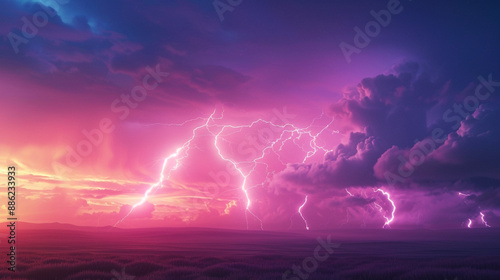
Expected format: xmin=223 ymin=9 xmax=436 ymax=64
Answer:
xmin=114 ymin=108 xmax=337 ymax=229
xmin=114 ymin=110 xmax=218 ymax=226
xmin=344 ymin=188 xmax=397 ymax=229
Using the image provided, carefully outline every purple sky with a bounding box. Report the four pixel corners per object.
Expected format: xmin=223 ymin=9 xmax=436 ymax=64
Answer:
xmin=1 ymin=0 xmax=500 ymax=230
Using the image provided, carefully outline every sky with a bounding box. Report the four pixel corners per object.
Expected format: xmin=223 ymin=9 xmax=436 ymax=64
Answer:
xmin=1 ymin=0 xmax=500 ymax=230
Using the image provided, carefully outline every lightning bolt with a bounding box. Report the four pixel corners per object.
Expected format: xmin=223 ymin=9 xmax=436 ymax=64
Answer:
xmin=374 ymin=188 xmax=396 ymax=228
xmin=211 ymin=112 xmax=335 ymax=229
xmin=480 ymin=212 xmax=491 ymax=228
xmin=343 ymin=189 xmax=354 ymax=226
xmin=344 ymin=188 xmax=397 ymax=228
xmin=213 ymin=125 xmax=264 ymax=230
xmin=114 ymin=110 xmax=219 ymax=226
xmin=458 ymin=192 xmax=491 ymax=228
xmin=345 ymin=188 xmax=354 ymax=197
xmin=298 ymin=195 xmax=310 ymax=230
xmin=114 ymin=108 xmax=337 ymax=229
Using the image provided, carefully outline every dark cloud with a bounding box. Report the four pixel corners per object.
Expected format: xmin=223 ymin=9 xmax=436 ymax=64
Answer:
xmin=276 ymin=64 xmax=443 ymax=192
xmin=277 ymin=133 xmax=381 ymax=191
xmin=274 ymin=61 xmax=500 ymax=228
xmin=375 ymin=100 xmax=500 ymax=186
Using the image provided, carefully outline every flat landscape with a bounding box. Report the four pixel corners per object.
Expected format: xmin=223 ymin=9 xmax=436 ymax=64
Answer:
xmin=1 ymin=223 xmax=499 ymax=279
